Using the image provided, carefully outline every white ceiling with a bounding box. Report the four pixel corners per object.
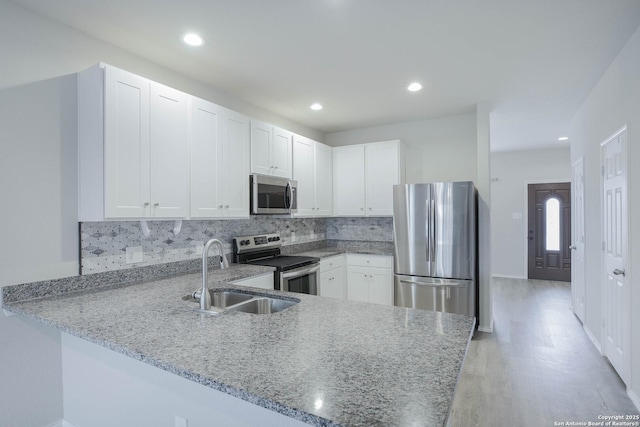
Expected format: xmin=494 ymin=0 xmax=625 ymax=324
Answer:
xmin=10 ymin=0 xmax=640 ymax=151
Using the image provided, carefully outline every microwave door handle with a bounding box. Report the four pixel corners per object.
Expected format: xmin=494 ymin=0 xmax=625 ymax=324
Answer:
xmin=286 ymin=180 xmax=293 ymax=212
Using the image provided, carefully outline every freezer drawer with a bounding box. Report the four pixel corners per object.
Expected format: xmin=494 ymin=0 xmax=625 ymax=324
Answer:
xmin=394 ymin=275 xmax=476 ymax=317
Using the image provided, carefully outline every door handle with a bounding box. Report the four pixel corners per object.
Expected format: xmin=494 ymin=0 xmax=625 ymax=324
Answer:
xmin=613 ymin=268 xmax=626 ymax=276
xmin=569 ymin=245 xmax=577 ymax=250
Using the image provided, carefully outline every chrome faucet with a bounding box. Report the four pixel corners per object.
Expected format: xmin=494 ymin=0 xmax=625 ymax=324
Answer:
xmin=199 ymin=238 xmax=229 ymax=310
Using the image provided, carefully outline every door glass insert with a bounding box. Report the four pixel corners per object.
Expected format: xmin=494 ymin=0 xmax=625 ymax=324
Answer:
xmin=546 ymin=197 xmax=560 ymax=251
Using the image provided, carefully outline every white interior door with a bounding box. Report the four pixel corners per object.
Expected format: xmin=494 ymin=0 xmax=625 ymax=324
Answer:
xmin=571 ymin=157 xmax=586 ymax=322
xmin=601 ymin=128 xmax=629 ymax=384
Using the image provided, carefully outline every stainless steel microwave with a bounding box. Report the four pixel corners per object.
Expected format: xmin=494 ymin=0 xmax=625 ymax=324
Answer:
xmin=250 ymin=174 xmax=297 ymax=215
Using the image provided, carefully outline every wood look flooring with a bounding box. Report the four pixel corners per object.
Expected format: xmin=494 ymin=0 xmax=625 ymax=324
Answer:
xmin=448 ymin=277 xmax=639 ymax=427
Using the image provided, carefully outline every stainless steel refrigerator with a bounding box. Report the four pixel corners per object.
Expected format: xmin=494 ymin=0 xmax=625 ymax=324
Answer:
xmin=393 ymin=182 xmax=477 ymax=317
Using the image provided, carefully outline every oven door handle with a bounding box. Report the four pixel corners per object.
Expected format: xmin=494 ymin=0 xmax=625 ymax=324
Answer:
xmin=282 ymin=264 xmax=320 ymax=279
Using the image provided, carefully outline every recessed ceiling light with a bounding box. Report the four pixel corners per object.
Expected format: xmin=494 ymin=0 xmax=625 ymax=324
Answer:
xmin=310 ymin=103 xmax=323 ymax=111
xmin=407 ymin=82 xmax=422 ymax=92
xmin=182 ymin=33 xmax=205 ymax=47
xmin=558 ymin=136 xmax=569 ymax=141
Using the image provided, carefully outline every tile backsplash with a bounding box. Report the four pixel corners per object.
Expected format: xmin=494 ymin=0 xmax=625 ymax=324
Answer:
xmin=326 ymin=217 xmax=393 ymax=242
xmin=81 ymin=216 xmax=393 ymax=274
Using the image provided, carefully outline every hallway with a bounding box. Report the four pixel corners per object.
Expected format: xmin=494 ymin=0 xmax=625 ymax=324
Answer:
xmin=449 ymin=277 xmax=639 ymax=426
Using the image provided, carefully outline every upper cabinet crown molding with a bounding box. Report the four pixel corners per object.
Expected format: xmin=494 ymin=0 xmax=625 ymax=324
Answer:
xmin=333 ymin=140 xmax=405 ymax=217
xmin=79 ymin=63 xmax=189 ymax=221
xmin=250 ymin=120 xmax=293 ymax=179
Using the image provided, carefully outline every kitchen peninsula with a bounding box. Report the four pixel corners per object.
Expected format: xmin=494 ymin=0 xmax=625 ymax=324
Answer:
xmin=3 ymin=262 xmax=475 ymax=427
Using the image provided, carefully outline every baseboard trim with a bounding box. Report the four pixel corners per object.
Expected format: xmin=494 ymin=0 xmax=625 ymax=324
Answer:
xmin=628 ymin=389 xmax=640 ymax=412
xmin=583 ymin=325 xmax=602 ymax=354
xmin=44 ymin=419 xmax=78 ymax=427
xmin=478 ymin=317 xmax=494 ymax=333
xmin=491 ymin=274 xmax=527 ymax=279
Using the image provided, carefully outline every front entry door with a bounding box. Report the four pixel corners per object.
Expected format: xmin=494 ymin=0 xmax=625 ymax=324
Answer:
xmin=528 ymin=183 xmax=571 ymax=281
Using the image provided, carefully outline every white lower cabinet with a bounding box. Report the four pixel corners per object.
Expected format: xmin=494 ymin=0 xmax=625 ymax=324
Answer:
xmin=229 ymin=273 xmax=274 ymax=290
xmin=319 ymin=255 xmax=345 ymax=299
xmin=346 ymin=254 xmax=393 ymax=306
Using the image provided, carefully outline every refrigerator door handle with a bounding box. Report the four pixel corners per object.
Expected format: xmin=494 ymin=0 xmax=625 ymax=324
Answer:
xmin=429 ymin=191 xmax=436 ymax=267
xmin=397 ymin=277 xmax=469 ymax=288
xmin=425 ymin=198 xmax=431 ymax=263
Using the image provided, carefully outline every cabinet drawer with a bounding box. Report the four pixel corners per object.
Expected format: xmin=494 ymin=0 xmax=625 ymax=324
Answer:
xmin=320 ymin=254 xmax=345 ymax=273
xmin=346 ymin=254 xmax=393 ymax=269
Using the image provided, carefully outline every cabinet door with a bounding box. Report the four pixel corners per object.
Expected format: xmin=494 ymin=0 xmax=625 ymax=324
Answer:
xmin=320 ymin=267 xmax=345 ymax=299
xmin=365 ymin=140 xmax=399 ymax=216
xmin=250 ymin=120 xmax=272 ymax=175
xmin=149 ymin=82 xmax=189 ymax=218
xmin=347 ymin=266 xmax=370 ymax=303
xmin=272 ymin=126 xmax=293 ymax=178
xmin=222 ymin=109 xmax=250 ymax=217
xmin=315 ymin=142 xmax=333 ymax=216
xmin=368 ymin=268 xmax=394 ymax=305
xmin=293 ymin=134 xmax=315 ymax=216
xmin=190 ymin=97 xmax=223 ymax=218
xmin=333 ymin=145 xmax=365 ymax=216
xmin=104 ymin=66 xmax=150 ymax=218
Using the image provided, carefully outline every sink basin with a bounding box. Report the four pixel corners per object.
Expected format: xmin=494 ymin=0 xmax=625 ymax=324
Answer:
xmin=187 ymin=288 xmax=299 ymax=315
xmin=210 ymin=290 xmax=253 ymax=308
xmin=227 ymin=297 xmax=297 ymax=314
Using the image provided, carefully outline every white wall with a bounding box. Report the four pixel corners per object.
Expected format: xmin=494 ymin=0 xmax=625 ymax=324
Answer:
xmin=0 ymin=2 xmax=321 ymax=426
xmin=0 ymin=316 xmax=63 ymax=427
xmin=325 ymin=113 xmax=477 ymax=184
xmin=62 ymin=333 xmax=307 ymax=427
xmin=476 ymin=104 xmax=493 ymax=332
xmin=490 ymin=147 xmax=571 ymax=278
xmin=569 ymin=23 xmax=640 ymax=406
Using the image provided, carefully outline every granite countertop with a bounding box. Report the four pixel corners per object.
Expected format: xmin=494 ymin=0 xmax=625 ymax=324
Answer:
xmin=3 ymin=263 xmax=474 ymax=427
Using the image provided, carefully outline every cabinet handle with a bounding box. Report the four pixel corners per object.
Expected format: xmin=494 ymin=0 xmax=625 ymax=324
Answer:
xmin=368 ymin=207 xmax=372 ymax=211
xmin=329 ymin=277 xmax=334 ymax=281
xmin=218 ymin=205 xmax=224 ymax=209
xmin=274 ymin=166 xmax=278 ymax=169
xmin=154 ymin=203 xmax=160 ymax=207
xmin=225 ymin=205 xmax=229 ymax=208
xmin=360 ymin=207 xmax=364 ymax=211
xmin=143 ymin=202 xmax=150 ymax=207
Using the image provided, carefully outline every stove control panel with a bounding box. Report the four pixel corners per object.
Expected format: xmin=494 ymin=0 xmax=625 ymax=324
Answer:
xmin=234 ymin=233 xmax=282 ymax=254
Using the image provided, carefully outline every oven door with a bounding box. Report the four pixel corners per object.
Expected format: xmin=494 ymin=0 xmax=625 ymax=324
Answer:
xmin=251 ymin=174 xmax=297 ymax=215
xmin=279 ymin=264 xmax=319 ymax=295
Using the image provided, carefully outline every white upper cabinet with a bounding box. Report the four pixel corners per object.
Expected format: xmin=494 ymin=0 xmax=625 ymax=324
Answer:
xmin=333 ymin=145 xmax=366 ymax=216
xmin=149 ymin=82 xmax=189 ymax=218
xmin=102 ymin=66 xmax=150 ymax=219
xmin=293 ymin=135 xmax=333 ymax=217
xmin=221 ymin=109 xmax=251 ymax=217
xmin=79 ymin=64 xmax=189 ymax=220
xmin=250 ymin=120 xmax=292 ymax=178
xmin=189 ymin=97 xmax=223 ymax=218
xmin=190 ymin=99 xmax=250 ymax=219
xmin=333 ymin=140 xmax=404 ymax=216
xmin=365 ymin=140 xmax=402 ymax=216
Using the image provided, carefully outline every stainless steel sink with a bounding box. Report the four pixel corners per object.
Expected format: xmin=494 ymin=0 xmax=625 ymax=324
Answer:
xmin=227 ymin=297 xmax=297 ymax=314
xmin=187 ymin=289 xmax=299 ymax=315
xmin=210 ymin=290 xmax=253 ymax=308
